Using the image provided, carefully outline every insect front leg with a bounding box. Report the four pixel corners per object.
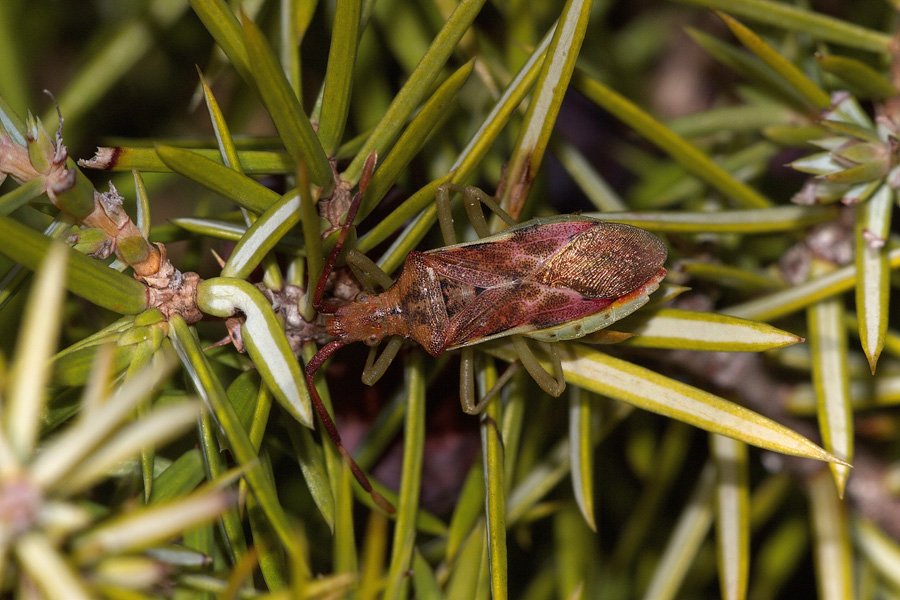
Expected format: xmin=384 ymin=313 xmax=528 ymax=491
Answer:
xmin=343 ymin=249 xmax=404 ymax=386
xmin=346 ymin=249 xmax=394 ymax=292
xmin=313 ymin=153 xmax=401 ymax=387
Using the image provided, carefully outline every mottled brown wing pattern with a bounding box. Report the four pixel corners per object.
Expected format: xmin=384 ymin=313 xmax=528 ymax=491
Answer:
xmin=421 ymin=219 xmax=664 ymax=350
xmin=331 ymin=218 xmax=666 ymax=355
xmin=439 ymin=281 xmax=613 ymax=348
xmin=534 ymin=222 xmax=668 ymax=298
xmin=423 ymin=219 xmax=598 ymax=286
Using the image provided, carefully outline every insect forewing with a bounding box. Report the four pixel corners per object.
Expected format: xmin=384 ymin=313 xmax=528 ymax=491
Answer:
xmin=423 ymin=216 xmax=667 ymax=349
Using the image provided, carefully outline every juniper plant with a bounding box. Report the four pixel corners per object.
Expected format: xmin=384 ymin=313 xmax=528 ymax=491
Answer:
xmin=1 ymin=1 xmax=900 ymax=599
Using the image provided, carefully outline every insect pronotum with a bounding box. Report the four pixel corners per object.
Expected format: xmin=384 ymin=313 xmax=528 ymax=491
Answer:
xmin=305 ymin=183 xmax=667 ymax=513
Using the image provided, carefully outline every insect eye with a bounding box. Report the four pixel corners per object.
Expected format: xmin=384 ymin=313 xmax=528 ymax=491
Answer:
xmin=364 ymin=334 xmax=380 ymax=346
xmin=355 ymin=292 xmax=369 ymax=303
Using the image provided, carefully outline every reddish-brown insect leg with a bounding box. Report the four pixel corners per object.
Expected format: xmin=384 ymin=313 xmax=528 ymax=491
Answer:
xmin=305 ymin=340 xmax=395 ymax=514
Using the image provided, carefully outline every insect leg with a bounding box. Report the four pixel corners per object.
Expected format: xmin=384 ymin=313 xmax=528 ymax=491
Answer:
xmin=458 ymin=184 xmax=517 ymax=231
xmin=459 ymin=347 xmax=475 ymax=412
xmin=511 ymin=336 xmax=565 ymax=397
xmin=454 ymin=186 xmax=566 ymax=396
xmin=436 ymin=183 xmax=516 ymax=242
xmin=547 ymin=342 xmax=565 ymax=394
xmin=305 ymin=340 xmax=395 ymax=513
xmin=434 ymin=183 xmax=460 ymax=245
xmin=459 ymin=347 xmax=522 ymax=414
xmin=436 ymin=186 xmax=496 ymax=411
xmin=460 ymin=188 xmax=490 ymax=237
xmin=440 ymin=184 xmax=568 ymax=402
xmin=361 ymin=337 xmax=403 ymax=386
xmin=473 ymin=182 xmax=566 ymax=394
xmin=346 ymin=249 xmax=394 ymax=292
xmin=306 ymin=153 xmax=394 ymax=512
xmin=438 ymin=183 xmax=566 ymax=408
xmin=436 ymin=183 xmax=517 ymax=239
xmin=343 ymin=250 xmax=404 ymax=385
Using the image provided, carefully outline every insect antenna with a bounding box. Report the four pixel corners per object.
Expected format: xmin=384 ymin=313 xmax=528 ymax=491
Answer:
xmin=313 ymin=151 xmax=376 ymax=312
xmin=305 ymin=340 xmax=394 ymax=514
xmin=305 ymin=152 xmax=394 ymax=513
xmin=312 ymin=194 xmax=361 ymax=313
